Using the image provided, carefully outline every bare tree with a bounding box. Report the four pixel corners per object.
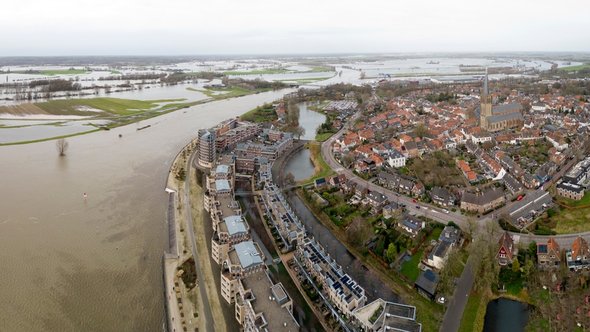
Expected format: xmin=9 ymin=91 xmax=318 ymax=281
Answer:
xmin=56 ymin=138 xmax=69 ymax=156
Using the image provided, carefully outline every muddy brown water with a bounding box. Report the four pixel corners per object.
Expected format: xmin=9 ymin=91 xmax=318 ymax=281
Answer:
xmin=0 ymin=89 xmax=292 ymax=331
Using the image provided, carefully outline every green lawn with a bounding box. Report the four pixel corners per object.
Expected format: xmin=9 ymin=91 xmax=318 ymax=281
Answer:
xmin=400 ymin=248 xmax=424 ymax=282
xmin=553 ymin=192 xmax=590 ymax=234
xmin=459 ymin=293 xmax=485 ymax=332
xmin=315 ymin=132 xmax=335 ymax=142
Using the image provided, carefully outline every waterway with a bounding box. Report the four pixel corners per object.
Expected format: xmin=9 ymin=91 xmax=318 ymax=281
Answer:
xmin=483 ymin=298 xmax=530 ymax=332
xmin=297 ymin=102 xmax=326 ymax=141
xmin=0 ymin=88 xmax=293 ymax=332
xmin=283 ymin=149 xmax=315 ymax=181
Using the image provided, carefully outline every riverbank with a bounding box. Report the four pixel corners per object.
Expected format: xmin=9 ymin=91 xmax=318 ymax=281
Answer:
xmin=299 ymin=141 xmax=334 ymax=185
xmin=162 ymin=138 xmax=204 ymax=332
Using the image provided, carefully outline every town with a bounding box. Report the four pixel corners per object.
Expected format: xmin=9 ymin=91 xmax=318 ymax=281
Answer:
xmin=161 ymin=66 xmax=590 ymax=332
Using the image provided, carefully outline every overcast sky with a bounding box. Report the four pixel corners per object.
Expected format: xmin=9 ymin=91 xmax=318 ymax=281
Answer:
xmin=2 ymin=0 xmax=589 ymax=56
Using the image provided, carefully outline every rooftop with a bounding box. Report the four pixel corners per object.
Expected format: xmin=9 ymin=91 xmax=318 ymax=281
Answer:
xmin=221 ymin=215 xmax=248 ymax=236
xmin=241 ymin=273 xmax=298 ymax=332
xmin=232 ymin=241 xmax=264 ymax=269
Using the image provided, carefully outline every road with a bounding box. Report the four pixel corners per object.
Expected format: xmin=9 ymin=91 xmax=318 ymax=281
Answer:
xmin=439 ymin=258 xmax=475 ymax=332
xmin=184 ymin=150 xmax=215 ymax=332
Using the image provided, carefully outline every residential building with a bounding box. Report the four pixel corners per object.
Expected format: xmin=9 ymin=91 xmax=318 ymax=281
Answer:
xmin=352 ymin=298 xmax=422 ymax=332
xmin=414 ymin=270 xmax=439 ymax=301
xmin=221 ymin=240 xmax=266 ymax=304
xmin=460 ymin=187 xmax=505 ymax=214
xmin=567 ymin=237 xmax=590 ymax=271
xmin=497 ymin=232 xmax=515 ymax=266
xmin=537 ymin=238 xmax=560 ymax=269
xmin=197 ymin=129 xmax=216 ymax=168
xmin=429 ymin=187 xmax=455 ymax=207
xmin=297 ymin=238 xmax=367 ymax=318
xmin=399 ymin=215 xmax=426 ymax=238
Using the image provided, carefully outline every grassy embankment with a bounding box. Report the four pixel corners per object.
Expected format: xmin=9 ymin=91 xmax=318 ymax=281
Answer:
xmin=459 ymin=292 xmax=488 ymax=332
xmin=187 ymin=86 xmax=272 ymax=100
xmin=299 ymin=142 xmax=335 ymax=185
xmin=552 ymin=192 xmax=590 ymax=234
xmin=224 ymin=65 xmax=334 ymax=76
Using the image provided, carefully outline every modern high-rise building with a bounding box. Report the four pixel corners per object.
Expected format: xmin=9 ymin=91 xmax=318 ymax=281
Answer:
xmin=197 ymin=129 xmax=216 ymax=168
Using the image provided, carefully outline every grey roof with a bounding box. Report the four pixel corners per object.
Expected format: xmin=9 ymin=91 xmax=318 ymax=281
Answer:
xmin=233 ymin=241 xmax=263 ymax=269
xmin=415 ymin=270 xmax=439 ymax=296
xmin=224 ymin=215 xmax=247 ymax=235
xmin=215 ymin=179 xmax=231 ymax=191
xmin=439 ymin=226 xmax=460 ymax=244
xmin=487 ymin=111 xmax=524 ymax=124
xmin=431 ymin=240 xmax=451 ymax=259
xmin=492 ymin=103 xmax=523 ymax=114
xmin=461 ymin=187 xmax=504 ymax=206
xmin=216 ymin=164 xmax=230 ymax=174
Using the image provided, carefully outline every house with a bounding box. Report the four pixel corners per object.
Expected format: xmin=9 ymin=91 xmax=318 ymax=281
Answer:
xmin=314 ymin=177 xmax=327 ymax=189
xmin=387 ymin=150 xmax=407 ymax=168
xmin=425 ymin=226 xmax=461 ymax=270
xmin=414 ymin=270 xmax=439 ymax=301
xmin=497 ymin=232 xmax=515 ymax=266
xmin=383 ymin=203 xmax=399 ymax=219
xmin=399 ymin=215 xmax=426 ymax=238
xmin=367 ymin=191 xmax=388 ymax=214
xmin=460 ymin=188 xmax=506 ymax=214
xmin=567 ymin=237 xmax=590 ymax=271
xmin=429 ymin=187 xmax=455 ymax=207
xmin=503 ymin=173 xmax=524 ymax=194
xmin=537 ymin=237 xmax=560 ymax=269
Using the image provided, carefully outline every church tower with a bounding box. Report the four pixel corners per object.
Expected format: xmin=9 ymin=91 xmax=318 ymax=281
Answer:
xmin=480 ymin=68 xmax=493 ymax=129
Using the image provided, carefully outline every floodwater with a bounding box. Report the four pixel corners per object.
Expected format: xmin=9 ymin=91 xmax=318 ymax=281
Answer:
xmin=0 ymin=88 xmax=293 ymax=332
xmin=483 ymin=298 xmax=529 ymax=332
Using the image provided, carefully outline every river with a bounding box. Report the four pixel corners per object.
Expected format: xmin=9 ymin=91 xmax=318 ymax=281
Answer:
xmin=0 ymin=88 xmax=293 ymax=331
xmin=483 ymin=298 xmax=529 ymax=332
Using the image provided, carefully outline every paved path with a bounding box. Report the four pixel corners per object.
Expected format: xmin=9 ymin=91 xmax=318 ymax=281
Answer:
xmin=439 ymin=258 xmax=475 ymax=332
xmin=184 ymin=151 xmax=215 ymax=332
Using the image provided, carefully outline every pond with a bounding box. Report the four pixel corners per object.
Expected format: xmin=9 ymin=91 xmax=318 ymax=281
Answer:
xmin=283 ymin=148 xmax=315 ymax=181
xmin=483 ymin=298 xmax=530 ymax=332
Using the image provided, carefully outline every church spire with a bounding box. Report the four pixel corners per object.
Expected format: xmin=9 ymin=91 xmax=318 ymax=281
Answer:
xmin=483 ymin=67 xmax=489 ymax=96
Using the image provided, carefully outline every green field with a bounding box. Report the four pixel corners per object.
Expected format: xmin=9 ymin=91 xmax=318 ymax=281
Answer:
xmin=198 ymin=86 xmax=270 ymax=100
xmin=223 ymin=68 xmax=291 ymax=76
xmin=12 ymin=69 xmax=89 ymax=76
xmin=553 ymin=192 xmax=590 ymax=234
xmin=34 ymin=97 xmax=184 ymax=115
xmin=240 ymin=104 xmax=278 ymax=123
xmin=560 ymin=63 xmax=590 ymax=72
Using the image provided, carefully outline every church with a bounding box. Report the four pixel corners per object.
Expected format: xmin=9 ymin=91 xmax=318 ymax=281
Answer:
xmin=479 ymin=71 xmax=524 ymax=132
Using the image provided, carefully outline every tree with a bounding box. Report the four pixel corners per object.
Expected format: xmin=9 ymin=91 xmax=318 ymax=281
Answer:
xmin=413 ymin=123 xmax=428 ymax=139
xmin=56 ymin=138 xmax=69 ymax=156
xmin=284 ymin=172 xmax=296 ymax=186
xmin=512 ymin=259 xmax=520 ymax=273
xmin=386 ymin=243 xmax=397 ymax=263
